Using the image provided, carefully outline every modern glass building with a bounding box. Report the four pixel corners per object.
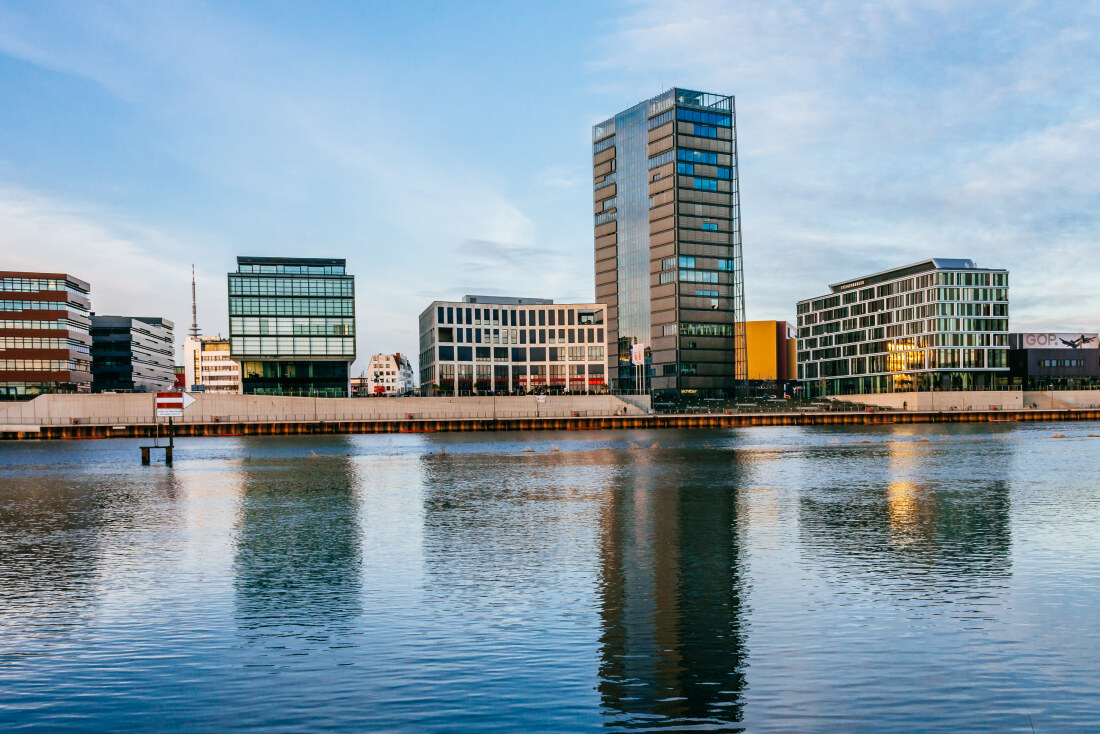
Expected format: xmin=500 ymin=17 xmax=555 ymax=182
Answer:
xmin=593 ymin=87 xmax=747 ymax=397
xmin=90 ymin=315 xmax=175 ymax=393
xmin=0 ymin=271 xmax=92 ymax=399
xmin=228 ymin=257 xmax=355 ymax=397
xmin=796 ymin=259 xmax=1010 ymax=396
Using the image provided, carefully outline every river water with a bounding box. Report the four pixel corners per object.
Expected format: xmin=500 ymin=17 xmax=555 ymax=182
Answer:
xmin=1 ymin=424 xmax=1098 ymax=732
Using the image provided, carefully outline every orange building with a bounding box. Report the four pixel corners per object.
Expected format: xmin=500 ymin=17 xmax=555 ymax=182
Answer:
xmin=745 ymin=321 xmax=797 ymax=383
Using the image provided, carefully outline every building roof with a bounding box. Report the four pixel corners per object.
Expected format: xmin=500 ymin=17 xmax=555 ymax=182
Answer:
xmin=236 ymin=256 xmax=346 ymax=266
xmin=826 ymin=258 xmax=1002 ymax=293
xmin=462 ymin=295 xmax=554 ymax=305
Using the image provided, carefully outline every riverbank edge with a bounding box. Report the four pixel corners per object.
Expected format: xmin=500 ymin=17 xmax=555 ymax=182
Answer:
xmin=4 ymin=408 xmax=1099 ymax=440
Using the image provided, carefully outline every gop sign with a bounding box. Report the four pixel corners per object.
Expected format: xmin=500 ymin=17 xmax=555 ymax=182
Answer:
xmin=1021 ymin=333 xmax=1099 ymax=350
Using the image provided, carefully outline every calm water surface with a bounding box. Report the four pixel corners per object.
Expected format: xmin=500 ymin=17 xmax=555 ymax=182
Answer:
xmin=1 ymin=424 xmax=1099 ymax=732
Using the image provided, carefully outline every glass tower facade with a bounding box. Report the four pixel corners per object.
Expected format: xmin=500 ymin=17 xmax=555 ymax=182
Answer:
xmin=228 ymin=257 xmax=355 ymax=397
xmin=593 ymin=88 xmax=747 ymax=397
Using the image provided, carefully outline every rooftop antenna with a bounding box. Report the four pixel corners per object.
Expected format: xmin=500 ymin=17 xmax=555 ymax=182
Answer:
xmin=188 ymin=264 xmax=201 ymax=339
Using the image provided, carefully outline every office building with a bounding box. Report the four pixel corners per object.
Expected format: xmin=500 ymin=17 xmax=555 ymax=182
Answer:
xmin=745 ymin=320 xmax=797 ymax=392
xmin=593 ymin=87 xmax=747 ymax=397
xmin=228 ymin=256 xmax=355 ymax=397
xmin=0 ymin=271 xmax=92 ymax=398
xmin=183 ymin=336 xmax=241 ymax=393
xmin=796 ymin=258 xmax=1009 ymax=396
xmin=354 ymin=353 xmax=416 ymax=396
xmin=418 ymin=296 xmax=607 ymax=395
xmin=1007 ymin=332 xmax=1100 ymax=390
xmin=90 ymin=315 xmax=175 ymax=393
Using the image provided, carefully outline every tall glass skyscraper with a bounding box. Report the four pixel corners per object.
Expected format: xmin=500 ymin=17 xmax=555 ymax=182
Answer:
xmin=593 ymin=88 xmax=747 ymax=397
xmin=228 ymin=257 xmax=355 ymax=397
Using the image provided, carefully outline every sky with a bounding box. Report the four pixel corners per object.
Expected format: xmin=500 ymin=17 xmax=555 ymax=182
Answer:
xmin=0 ymin=0 xmax=1097 ymax=371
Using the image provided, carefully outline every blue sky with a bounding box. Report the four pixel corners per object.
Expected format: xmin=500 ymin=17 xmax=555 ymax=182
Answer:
xmin=0 ymin=1 xmax=1097 ymax=370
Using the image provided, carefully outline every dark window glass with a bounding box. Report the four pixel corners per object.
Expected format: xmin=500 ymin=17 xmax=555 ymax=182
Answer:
xmin=568 ymin=310 xmax=575 ymax=325
xmin=539 ymin=330 xmax=546 ymax=344
xmin=538 ymin=310 xmax=546 ymax=326
xmin=510 ymin=311 xmax=517 ymax=326
xmin=457 ymin=308 xmax=463 ymax=324
xmin=512 ymin=365 xmax=527 ymax=377
xmin=578 ymin=329 xmax=586 ymax=343
xmin=529 ymin=329 xmax=536 ymax=343
xmin=589 ymin=363 xmax=605 ymax=375
xmin=597 ymin=328 xmax=604 ymax=342
xmin=529 ymin=347 xmax=546 ymax=361
xmin=558 ymin=309 xmax=565 ymax=325
xmin=475 ymin=330 xmax=482 ymax=343
xmin=465 ymin=308 xmax=471 ymax=323
xmin=520 ymin=330 xmax=527 ymax=344
xmin=476 ymin=346 xmax=490 ymax=359
xmin=474 ymin=308 xmax=481 ymax=320
xmin=519 ymin=311 xmax=526 ymax=326
xmin=549 ymin=347 xmax=559 ymax=361
xmin=437 ymin=306 xmax=444 ymax=322
xmin=588 ymin=328 xmax=595 ymax=343
xmin=548 ymin=310 xmax=555 ymax=326
xmin=446 ymin=307 xmax=453 ymax=323
xmin=511 ymin=347 xmax=526 ymax=362
xmin=438 ymin=327 xmax=454 ymax=343
xmin=439 ymin=346 xmax=454 ymax=361
xmin=457 ymin=346 xmax=472 ymax=362
xmin=558 ymin=329 xmax=565 ymax=341
xmin=568 ymin=329 xmax=575 ymax=342
xmin=494 ymin=347 xmax=508 ymax=360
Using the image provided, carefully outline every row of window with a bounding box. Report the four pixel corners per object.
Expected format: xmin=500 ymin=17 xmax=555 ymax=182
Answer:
xmin=437 ymin=345 xmax=605 ymax=363
xmin=803 ymin=348 xmax=1010 ymax=378
xmin=1039 ymin=359 xmax=1087 ymax=368
xmin=0 ymin=337 xmax=90 ymax=352
xmin=0 ymin=300 xmax=75 ymax=312
xmin=229 ymin=317 xmax=354 ymax=336
xmin=437 ymin=326 xmax=604 ymax=346
xmin=0 ymin=359 xmax=89 ymax=371
xmin=236 ymin=264 xmax=345 ymax=275
xmin=677 ymin=108 xmax=731 ymax=127
xmin=229 ymin=298 xmax=354 ymax=316
xmin=680 ymin=322 xmax=735 ymax=337
xmin=676 ymin=162 xmax=731 ymax=179
xmin=436 ymin=364 xmax=606 ymax=379
xmin=0 ymin=319 xmax=88 ymax=332
xmin=803 ymin=271 xmax=1009 ymax=312
xmin=435 ymin=306 xmax=601 ymax=327
xmin=228 ymin=278 xmax=353 ymax=297
xmin=230 ymin=336 xmax=355 ymax=357
xmin=0 ymin=278 xmax=86 ymax=296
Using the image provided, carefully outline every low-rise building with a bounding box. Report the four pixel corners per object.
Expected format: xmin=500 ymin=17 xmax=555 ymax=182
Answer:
xmin=354 ymin=353 xmax=416 ymax=396
xmin=418 ymin=296 xmax=608 ymax=395
xmin=1008 ymin=332 xmax=1100 ymax=390
xmin=746 ymin=320 xmax=797 ymax=394
xmin=0 ymin=271 xmax=93 ymax=398
xmin=90 ymin=315 xmax=175 ymax=393
xmin=796 ymin=258 xmax=1010 ymax=396
xmin=183 ymin=336 xmax=242 ymax=393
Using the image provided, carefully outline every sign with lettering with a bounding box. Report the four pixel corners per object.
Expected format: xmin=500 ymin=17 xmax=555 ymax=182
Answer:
xmin=1020 ymin=333 xmax=1099 ymax=349
xmin=155 ymin=392 xmax=195 ymax=418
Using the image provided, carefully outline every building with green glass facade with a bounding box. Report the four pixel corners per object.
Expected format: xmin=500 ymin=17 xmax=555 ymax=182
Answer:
xmin=796 ymin=258 xmax=1010 ymax=397
xmin=593 ymin=88 xmax=748 ymax=398
xmin=228 ymin=257 xmax=355 ymax=397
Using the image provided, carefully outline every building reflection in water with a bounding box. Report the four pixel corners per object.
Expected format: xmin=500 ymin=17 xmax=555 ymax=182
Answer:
xmin=798 ymin=433 xmax=1012 ymax=587
xmin=233 ymin=442 xmax=362 ymax=653
xmin=596 ymin=445 xmax=748 ymax=730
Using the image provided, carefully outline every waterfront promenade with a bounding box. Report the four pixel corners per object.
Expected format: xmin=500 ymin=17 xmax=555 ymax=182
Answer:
xmin=3 ymin=391 xmax=1100 ymax=439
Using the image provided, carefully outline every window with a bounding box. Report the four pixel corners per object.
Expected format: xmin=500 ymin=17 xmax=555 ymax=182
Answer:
xmin=693 ymin=124 xmax=718 ymax=138
xmin=716 ymin=167 xmax=731 ymax=179
xmin=679 ymin=256 xmax=695 ymax=268
xmin=701 ymin=222 xmax=718 ymax=231
xmin=529 ymin=347 xmax=546 ymax=362
xmin=693 ymin=179 xmax=718 ymax=191
xmin=677 ymin=162 xmax=694 ymax=175
xmin=678 ymin=149 xmax=718 ymax=165
xmin=511 ymin=347 xmax=526 ymax=362
xmin=439 ymin=345 xmax=454 ymax=361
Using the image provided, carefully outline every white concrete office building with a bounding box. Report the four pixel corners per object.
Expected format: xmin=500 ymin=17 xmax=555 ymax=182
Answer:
xmin=796 ymin=258 xmax=1009 ymax=396
xmin=418 ymin=296 xmax=608 ymax=395
xmin=183 ymin=336 xmax=242 ymax=393
xmin=356 ymin=352 xmax=416 ymax=396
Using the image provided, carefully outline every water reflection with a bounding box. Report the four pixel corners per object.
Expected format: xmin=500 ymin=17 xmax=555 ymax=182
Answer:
xmin=233 ymin=443 xmax=362 ymax=655
xmin=799 ymin=435 xmax=1012 ymax=588
xmin=597 ymin=446 xmax=747 ymax=730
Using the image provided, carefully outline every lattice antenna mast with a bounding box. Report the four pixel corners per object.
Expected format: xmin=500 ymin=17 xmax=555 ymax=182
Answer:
xmin=189 ymin=265 xmax=201 ymax=339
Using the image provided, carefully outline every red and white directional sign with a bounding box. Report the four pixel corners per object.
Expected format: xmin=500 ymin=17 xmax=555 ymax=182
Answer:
xmin=155 ymin=392 xmax=195 ymax=418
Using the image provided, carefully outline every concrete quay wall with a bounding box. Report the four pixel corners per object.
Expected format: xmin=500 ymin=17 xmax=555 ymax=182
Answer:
xmin=0 ymin=393 xmax=651 ymax=431
xmin=835 ymin=390 xmax=1100 ymax=412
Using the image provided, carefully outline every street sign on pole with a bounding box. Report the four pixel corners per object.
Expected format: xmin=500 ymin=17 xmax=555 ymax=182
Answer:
xmin=155 ymin=392 xmax=195 ymax=418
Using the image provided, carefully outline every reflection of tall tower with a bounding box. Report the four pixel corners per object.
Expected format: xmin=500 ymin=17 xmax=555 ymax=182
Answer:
xmin=597 ymin=449 xmax=747 ymax=728
xmin=233 ymin=448 xmax=361 ymax=648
